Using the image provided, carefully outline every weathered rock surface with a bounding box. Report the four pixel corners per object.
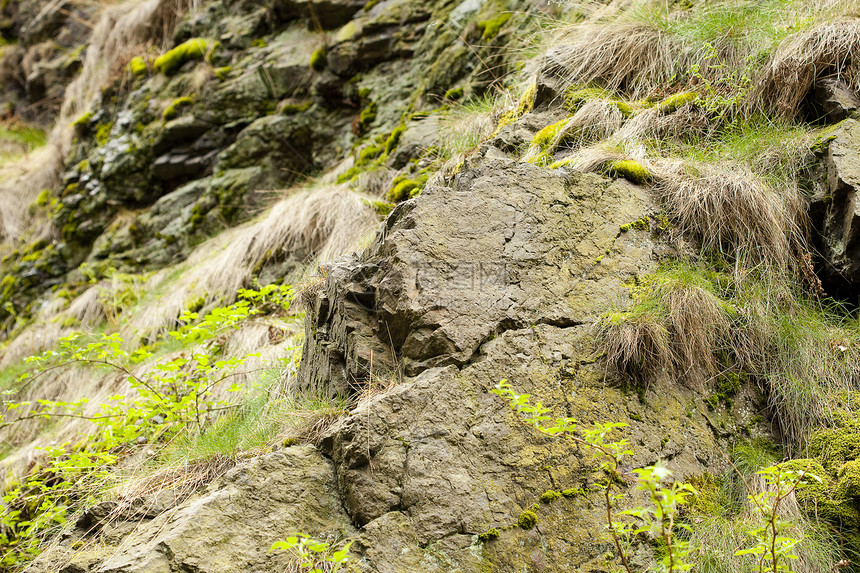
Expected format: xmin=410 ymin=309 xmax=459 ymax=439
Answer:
xmin=32 ymin=151 xmax=773 ymax=573
xmin=805 ymin=79 xmax=860 ymax=124
xmin=302 ymin=158 xmax=671 ymax=393
xmin=809 ymin=118 xmax=860 ymax=294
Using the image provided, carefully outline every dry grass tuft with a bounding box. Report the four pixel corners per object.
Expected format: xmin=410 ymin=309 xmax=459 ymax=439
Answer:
xmin=127 ymin=185 xmax=377 ymax=340
xmin=544 ymin=23 xmax=687 ymax=99
xmin=653 ymin=161 xmax=807 ymax=274
xmin=757 ymin=18 xmax=860 ymax=118
xmin=615 ymin=106 xmax=712 ymax=144
xmin=594 ymin=305 xmax=672 ymax=382
xmin=524 ymin=100 xmax=625 ymax=162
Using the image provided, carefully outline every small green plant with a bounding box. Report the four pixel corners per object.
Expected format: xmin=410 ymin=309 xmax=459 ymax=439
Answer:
xmin=270 ymin=534 xmax=353 ymax=572
xmin=622 ymin=462 xmax=696 ymax=572
xmin=0 ymin=285 xmax=295 ymax=568
xmin=688 ymin=43 xmax=752 ymax=124
xmin=735 ymin=464 xmax=820 ymax=573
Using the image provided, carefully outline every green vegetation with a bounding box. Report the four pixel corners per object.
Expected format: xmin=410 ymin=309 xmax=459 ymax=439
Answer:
xmin=478 ymin=13 xmax=512 ymax=40
xmin=162 ymin=96 xmax=195 ymax=121
xmin=310 ymin=48 xmax=327 ymax=72
xmin=154 ymin=38 xmax=208 ymax=75
xmin=126 ymin=56 xmax=147 ymax=76
xmin=493 ymin=381 xmax=830 ymax=573
xmin=603 ymin=159 xmax=651 ymax=184
xmin=280 ymin=100 xmax=312 ymax=115
xmin=270 ymin=535 xmax=353 ymax=572
xmin=517 ymin=509 xmax=538 ymax=529
xmin=0 ymin=285 xmax=310 ymax=568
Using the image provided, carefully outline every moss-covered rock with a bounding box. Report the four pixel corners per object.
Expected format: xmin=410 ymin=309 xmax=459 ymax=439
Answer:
xmin=603 ymin=159 xmax=652 ymax=185
xmin=154 ymin=38 xmax=208 ymax=75
xmin=162 ymin=97 xmax=194 ymax=121
xmin=656 ymin=91 xmax=697 ymax=114
xmin=477 ymin=13 xmax=512 ymax=40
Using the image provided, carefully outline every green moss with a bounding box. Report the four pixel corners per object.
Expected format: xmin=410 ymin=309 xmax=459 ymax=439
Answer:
xmin=444 ymin=86 xmax=464 ymax=100
xmin=540 ymin=490 xmax=562 ymax=503
xmin=477 ymin=13 xmax=512 ymax=40
xmin=656 ymin=91 xmax=698 ymax=114
xmin=387 ymin=178 xmax=419 ymax=202
xmin=477 ymin=528 xmax=500 ymax=542
xmin=363 ymin=0 xmax=380 ymax=10
xmin=251 ymin=38 xmax=268 ymax=48
xmin=95 ymin=122 xmax=113 ymax=146
xmin=280 ymin=100 xmax=312 ymax=115
xmin=34 ymin=189 xmax=51 ymax=207
xmin=810 ymin=421 xmax=860 ymax=470
xmin=531 ymin=119 xmax=570 ymax=149
xmin=163 ymin=97 xmax=194 ymax=121
xmin=561 ymin=487 xmax=586 ymax=498
xmin=71 ymin=111 xmax=93 ymax=131
xmin=716 ymin=372 xmax=743 ymax=396
xmin=357 ymin=144 xmax=383 ymax=166
xmin=631 ymin=217 xmax=650 ymax=231
xmin=563 ymin=86 xmax=611 ymax=113
xmin=336 ymin=167 xmax=361 ymax=184
xmin=610 ymin=100 xmax=635 ymax=118
xmin=383 ymin=124 xmax=406 ymax=154
xmin=154 ymin=38 xmax=208 ymax=75
xmin=517 ymin=509 xmax=538 ymax=529
xmin=214 ymin=66 xmax=232 ymax=80
xmin=495 ymin=82 xmax=536 ymax=133
xmin=362 ymin=199 xmax=395 ymax=217
xmin=359 ymin=101 xmax=377 ymax=132
xmin=619 ymin=223 xmax=631 ymax=232
xmin=310 ymin=48 xmax=327 ymax=72
xmin=185 ymin=295 xmax=206 ymax=313
xmin=127 ymin=56 xmax=147 ymax=76
xmin=548 ymin=156 xmax=577 ymax=170
xmin=604 ymin=160 xmax=652 ymax=185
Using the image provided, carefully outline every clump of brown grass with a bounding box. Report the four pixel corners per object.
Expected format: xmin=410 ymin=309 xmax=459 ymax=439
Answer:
xmin=594 ymin=304 xmax=672 ymax=382
xmin=756 ymin=18 xmax=860 ymax=118
xmin=615 ymin=105 xmax=713 ymax=144
xmin=127 ymin=184 xmax=377 ymax=340
xmin=543 ymin=23 xmax=688 ymax=99
xmin=653 ymin=161 xmax=807 ymax=274
xmin=523 ymin=100 xmax=625 ymax=162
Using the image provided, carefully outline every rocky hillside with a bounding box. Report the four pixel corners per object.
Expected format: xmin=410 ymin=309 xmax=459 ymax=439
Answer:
xmin=3 ymin=0 xmax=860 ymax=571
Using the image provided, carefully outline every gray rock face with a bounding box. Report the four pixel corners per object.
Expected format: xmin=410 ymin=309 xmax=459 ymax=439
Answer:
xmin=809 ymin=119 xmax=860 ymax=293
xmin=291 ymin=156 xmax=766 ymax=571
xmin=301 ymin=158 xmax=665 ymax=394
xmin=806 ymin=79 xmax=860 ymax=124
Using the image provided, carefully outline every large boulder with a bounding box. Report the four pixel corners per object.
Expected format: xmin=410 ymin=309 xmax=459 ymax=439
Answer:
xmin=301 ymin=158 xmax=670 ymax=393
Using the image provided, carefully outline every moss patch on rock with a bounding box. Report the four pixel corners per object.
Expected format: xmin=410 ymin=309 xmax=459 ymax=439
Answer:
xmin=657 ymin=91 xmax=697 ymax=114
xmin=162 ymin=97 xmax=194 ymax=121
xmin=478 ymin=13 xmax=512 ymax=40
xmin=154 ymin=38 xmax=208 ymax=75
xmin=603 ymin=160 xmax=652 ymax=185
xmin=310 ymin=48 xmax=327 ymax=72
